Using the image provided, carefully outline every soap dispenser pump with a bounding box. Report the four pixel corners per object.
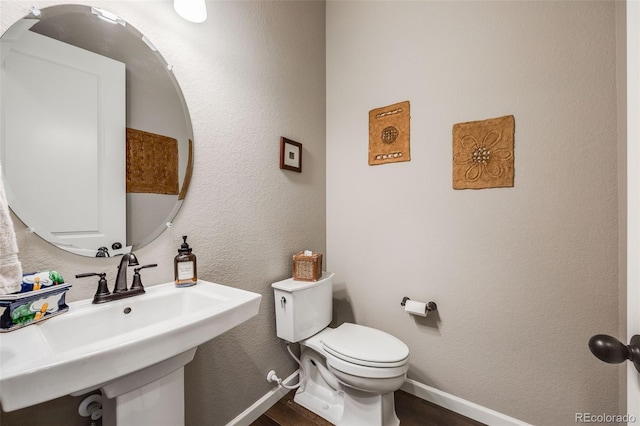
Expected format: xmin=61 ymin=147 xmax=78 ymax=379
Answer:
xmin=174 ymin=235 xmax=198 ymax=287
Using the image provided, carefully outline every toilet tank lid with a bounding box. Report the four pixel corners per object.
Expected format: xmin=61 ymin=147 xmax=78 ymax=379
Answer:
xmin=271 ymin=272 xmax=334 ymax=292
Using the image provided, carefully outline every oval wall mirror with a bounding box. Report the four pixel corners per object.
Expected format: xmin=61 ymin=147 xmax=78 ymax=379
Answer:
xmin=0 ymin=4 xmax=194 ymax=257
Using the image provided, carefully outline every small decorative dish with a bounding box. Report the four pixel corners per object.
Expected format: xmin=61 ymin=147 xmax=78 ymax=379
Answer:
xmin=0 ymin=283 xmax=72 ymax=332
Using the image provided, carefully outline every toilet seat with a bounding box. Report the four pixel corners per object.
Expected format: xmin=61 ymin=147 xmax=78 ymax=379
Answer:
xmin=323 ymin=345 xmax=408 ymax=368
xmin=321 ymin=323 xmax=409 ymax=366
xmin=319 ymin=323 xmax=409 ymax=379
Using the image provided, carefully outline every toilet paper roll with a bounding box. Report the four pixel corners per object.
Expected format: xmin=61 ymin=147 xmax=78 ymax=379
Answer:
xmin=404 ymin=300 xmax=428 ymax=317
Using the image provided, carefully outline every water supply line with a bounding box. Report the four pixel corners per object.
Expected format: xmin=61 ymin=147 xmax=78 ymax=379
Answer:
xmin=266 ymin=343 xmax=304 ymax=390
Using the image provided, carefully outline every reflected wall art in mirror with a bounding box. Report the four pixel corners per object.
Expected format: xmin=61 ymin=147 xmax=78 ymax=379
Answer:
xmin=0 ymin=4 xmax=194 ymax=257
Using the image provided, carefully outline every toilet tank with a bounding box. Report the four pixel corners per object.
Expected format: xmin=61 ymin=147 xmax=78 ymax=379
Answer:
xmin=272 ymin=272 xmax=333 ymax=343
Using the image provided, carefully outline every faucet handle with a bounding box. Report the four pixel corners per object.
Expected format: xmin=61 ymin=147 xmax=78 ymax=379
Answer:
xmin=134 ymin=264 xmax=158 ymax=272
xmin=130 ymin=264 xmax=158 ymax=292
xmin=75 ymin=272 xmax=111 ymax=304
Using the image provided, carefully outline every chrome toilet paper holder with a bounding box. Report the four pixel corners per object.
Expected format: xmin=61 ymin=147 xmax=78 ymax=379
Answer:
xmin=400 ymin=297 xmax=437 ymax=312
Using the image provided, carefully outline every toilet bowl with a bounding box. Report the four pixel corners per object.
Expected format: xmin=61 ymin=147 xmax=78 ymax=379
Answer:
xmin=296 ymin=324 xmax=409 ymax=426
xmin=272 ymin=274 xmax=409 ymax=426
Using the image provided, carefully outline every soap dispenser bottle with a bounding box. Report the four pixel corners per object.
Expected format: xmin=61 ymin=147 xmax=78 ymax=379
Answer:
xmin=174 ymin=235 xmax=198 ymax=287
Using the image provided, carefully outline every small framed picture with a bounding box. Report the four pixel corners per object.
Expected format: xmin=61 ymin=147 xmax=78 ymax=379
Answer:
xmin=280 ymin=137 xmax=302 ymax=173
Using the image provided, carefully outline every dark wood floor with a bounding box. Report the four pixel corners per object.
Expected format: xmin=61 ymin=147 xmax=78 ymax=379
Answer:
xmin=250 ymin=389 xmax=486 ymax=426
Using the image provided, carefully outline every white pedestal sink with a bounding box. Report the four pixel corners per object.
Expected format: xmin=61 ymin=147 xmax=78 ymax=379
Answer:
xmin=0 ymin=280 xmax=261 ymax=425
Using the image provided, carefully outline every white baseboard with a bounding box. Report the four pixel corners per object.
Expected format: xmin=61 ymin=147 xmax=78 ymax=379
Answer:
xmin=225 ymin=370 xmax=300 ymax=426
xmin=401 ymin=378 xmax=532 ymax=426
xmin=227 ymin=373 xmax=530 ymax=426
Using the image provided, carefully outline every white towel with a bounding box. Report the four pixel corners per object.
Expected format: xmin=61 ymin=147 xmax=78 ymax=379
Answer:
xmin=0 ymin=161 xmax=22 ymax=294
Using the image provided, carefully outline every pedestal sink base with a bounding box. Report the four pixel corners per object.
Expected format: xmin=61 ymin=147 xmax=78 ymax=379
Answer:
xmin=100 ymin=349 xmax=196 ymax=426
xmin=103 ymin=367 xmax=186 ymax=426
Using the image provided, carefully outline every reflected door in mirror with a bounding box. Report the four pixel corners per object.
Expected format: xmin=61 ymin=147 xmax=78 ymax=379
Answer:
xmin=1 ymin=22 xmax=126 ymax=256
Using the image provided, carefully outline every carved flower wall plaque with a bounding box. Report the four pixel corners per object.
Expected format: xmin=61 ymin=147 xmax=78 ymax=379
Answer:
xmin=452 ymin=115 xmax=514 ymax=189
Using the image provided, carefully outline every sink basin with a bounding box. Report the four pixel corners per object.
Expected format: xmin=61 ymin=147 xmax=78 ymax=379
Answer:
xmin=0 ymin=280 xmax=261 ymax=415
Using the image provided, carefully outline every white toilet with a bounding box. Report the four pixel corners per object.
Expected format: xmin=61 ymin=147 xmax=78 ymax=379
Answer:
xmin=272 ymin=273 xmax=409 ymax=426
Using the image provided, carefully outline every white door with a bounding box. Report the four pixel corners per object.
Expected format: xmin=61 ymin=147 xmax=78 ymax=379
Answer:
xmin=627 ymin=1 xmax=640 ymax=419
xmin=588 ymin=3 xmax=639 ymax=420
xmin=0 ymin=21 xmax=126 ymax=255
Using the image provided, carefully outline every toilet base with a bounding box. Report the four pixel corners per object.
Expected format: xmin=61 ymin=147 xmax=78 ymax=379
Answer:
xmin=294 ymin=349 xmax=400 ymax=426
xmin=295 ymin=385 xmax=400 ymax=426
xmin=294 ymin=349 xmax=344 ymax=424
xmin=340 ymin=389 xmax=399 ymax=426
xmin=294 ymin=386 xmax=344 ymax=424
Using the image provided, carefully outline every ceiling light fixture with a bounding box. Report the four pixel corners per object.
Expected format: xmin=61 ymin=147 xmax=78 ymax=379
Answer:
xmin=174 ymin=0 xmax=207 ymax=23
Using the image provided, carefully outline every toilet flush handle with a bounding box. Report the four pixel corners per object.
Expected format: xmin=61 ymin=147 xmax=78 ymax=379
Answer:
xmin=280 ymin=296 xmax=286 ymax=309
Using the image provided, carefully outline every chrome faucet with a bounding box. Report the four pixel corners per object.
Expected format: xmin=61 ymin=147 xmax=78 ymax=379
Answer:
xmin=114 ymin=252 xmax=139 ymax=293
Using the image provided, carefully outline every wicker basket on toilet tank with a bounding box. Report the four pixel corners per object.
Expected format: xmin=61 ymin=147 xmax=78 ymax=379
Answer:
xmin=292 ymin=251 xmax=323 ymax=281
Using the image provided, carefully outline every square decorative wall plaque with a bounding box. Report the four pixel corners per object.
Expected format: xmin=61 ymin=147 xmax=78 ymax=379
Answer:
xmin=369 ymin=100 xmax=410 ymax=165
xmin=126 ymin=128 xmax=179 ymax=195
xmin=452 ymin=115 xmax=515 ymax=189
xmin=280 ymin=137 xmax=302 ymax=173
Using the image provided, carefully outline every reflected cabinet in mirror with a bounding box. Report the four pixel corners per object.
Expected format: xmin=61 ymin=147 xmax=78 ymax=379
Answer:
xmin=0 ymin=5 xmax=194 ymax=257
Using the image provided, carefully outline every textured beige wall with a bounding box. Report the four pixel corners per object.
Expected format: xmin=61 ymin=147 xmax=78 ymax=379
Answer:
xmin=0 ymin=1 xmax=325 ymax=425
xmin=616 ymin=1 xmax=628 ymax=416
xmin=326 ymin=2 xmax=620 ymax=426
